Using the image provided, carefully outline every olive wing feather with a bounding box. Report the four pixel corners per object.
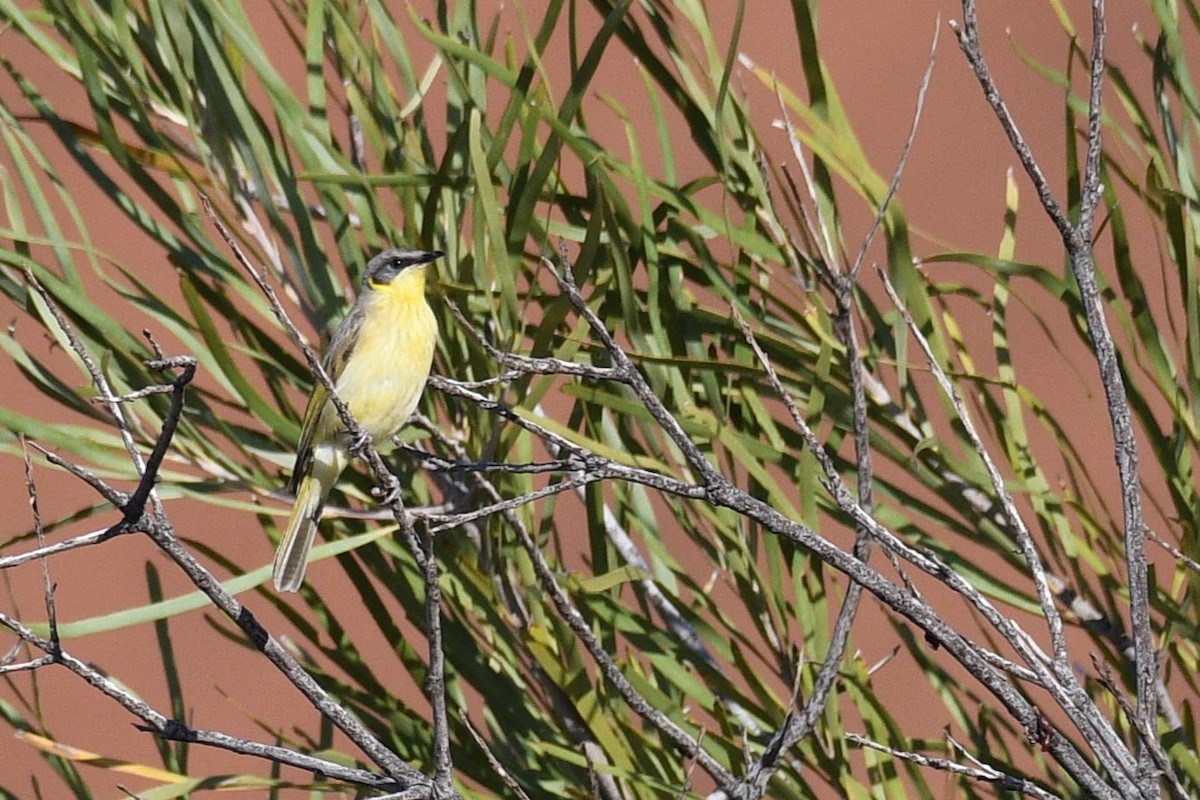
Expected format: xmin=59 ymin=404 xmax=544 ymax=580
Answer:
xmin=287 ymin=303 xmax=367 ymax=494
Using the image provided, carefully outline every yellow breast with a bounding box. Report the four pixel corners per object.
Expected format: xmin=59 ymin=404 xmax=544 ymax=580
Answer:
xmin=334 ymin=265 xmax=437 ymax=439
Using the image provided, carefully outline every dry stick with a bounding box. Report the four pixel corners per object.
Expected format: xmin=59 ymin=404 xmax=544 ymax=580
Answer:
xmin=501 ymin=481 xmax=739 ymax=792
xmin=421 ymin=521 xmax=453 ymax=798
xmin=729 ymin=309 xmax=867 ymax=800
xmin=443 ymin=272 xmax=1106 ymax=789
xmin=411 ymin=451 xmax=584 ymax=476
xmin=800 ymin=305 xmax=1184 ymax=748
xmin=550 ymin=441 xmax=766 ymax=733
xmin=414 ymin=402 xmax=738 ymax=794
xmin=446 ymin=300 xmax=624 ymax=381
xmin=770 ymin=3 xmax=1176 ymax=756
xmin=428 ymin=374 xmax=610 ymax=460
xmin=0 ymin=432 xmax=130 ymax=572
xmin=948 ymin=8 xmax=1071 ymax=239
xmin=875 ymin=266 xmax=1143 ymax=790
xmin=0 ymin=655 xmax=55 ymax=675
xmin=0 ymin=609 xmax=400 ymax=791
xmin=1092 ymin=657 xmax=1189 ymax=800
xmin=726 ymin=310 xmax=843 ymax=799
xmin=21 ymin=436 xmax=58 ymax=660
xmin=121 ymin=356 xmax=197 ymax=524
xmin=32 ymin=442 xmax=130 ymax=506
xmin=460 ymin=714 xmax=535 ymax=800
xmin=432 ymin=360 xmax=1040 ymax=696
xmin=846 ymin=733 xmax=1063 ymax=800
xmin=952 ymin=1 xmax=1157 ymax=791
xmin=23 ymin=270 xmax=158 ymax=514
xmin=846 ymin=15 xmax=939 ymax=283
xmin=872 ymin=265 xmax=1069 ymax=657
xmin=0 ymin=528 xmax=117 ymax=571
xmin=544 ymin=527 xmax=734 ymax=783
xmin=544 ymin=259 xmax=1121 ymax=799
xmin=519 ymin=403 xmax=767 ymax=737
xmin=772 ymin=67 xmax=918 ymax=599
xmin=427 ymin=375 xmax=757 ymax=518
xmin=760 ymin=21 xmax=941 ymax=789
xmin=422 ymin=471 xmax=603 ymax=534
xmin=1147 ymin=529 xmax=1200 ymax=575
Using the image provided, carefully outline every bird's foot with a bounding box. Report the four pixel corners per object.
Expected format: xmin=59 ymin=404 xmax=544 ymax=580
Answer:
xmin=348 ymin=428 xmax=372 ymax=457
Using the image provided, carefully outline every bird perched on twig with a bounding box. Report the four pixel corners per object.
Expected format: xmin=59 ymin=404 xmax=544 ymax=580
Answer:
xmin=273 ymin=248 xmax=442 ymax=592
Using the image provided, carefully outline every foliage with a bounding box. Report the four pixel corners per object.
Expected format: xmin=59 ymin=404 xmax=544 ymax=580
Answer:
xmin=0 ymin=1 xmax=1196 ymax=798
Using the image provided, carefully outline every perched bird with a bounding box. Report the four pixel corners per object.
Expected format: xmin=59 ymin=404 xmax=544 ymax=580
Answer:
xmin=273 ymin=248 xmax=442 ymax=592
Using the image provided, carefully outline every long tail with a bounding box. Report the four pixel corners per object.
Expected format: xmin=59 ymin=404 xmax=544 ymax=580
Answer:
xmin=273 ymin=452 xmax=341 ymax=592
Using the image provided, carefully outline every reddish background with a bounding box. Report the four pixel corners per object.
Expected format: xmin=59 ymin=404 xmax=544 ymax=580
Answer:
xmin=0 ymin=1 xmax=1180 ymax=797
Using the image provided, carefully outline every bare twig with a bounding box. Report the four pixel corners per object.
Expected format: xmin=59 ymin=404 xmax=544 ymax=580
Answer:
xmin=421 ymin=521 xmax=455 ymax=795
xmin=872 ymin=268 xmax=1068 ymax=658
xmin=0 ymin=527 xmax=120 ymax=570
xmin=0 ymin=655 xmax=56 ymax=675
xmin=846 ymin=15 xmax=939 ymax=282
xmin=1147 ymin=528 xmax=1200 ymax=575
xmin=21 ymin=436 xmax=59 ymax=658
xmin=120 ymin=356 xmax=197 ymax=524
xmin=29 ymin=441 xmax=128 ymax=507
xmin=420 ymin=471 xmax=604 ymax=534
xmin=0 ymin=608 xmax=405 ymax=792
xmin=874 ymin=266 xmax=1142 ymax=790
xmin=1091 ymin=657 xmax=1187 ymax=800
xmin=460 ymin=713 xmax=534 ymax=800
xmin=405 ymin=448 xmax=586 ymax=476
xmin=948 ymin=7 xmax=1071 ymax=239
xmin=447 ymin=300 xmax=623 ymax=381
xmin=847 ymin=732 xmax=1063 ymax=800
xmin=735 ymin=24 xmax=943 ymax=799
xmin=414 ymin=410 xmax=736 ymax=793
xmin=137 ymin=488 xmax=430 ymax=787
xmin=953 ymin=2 xmax=1156 ymax=791
xmin=23 ymin=271 xmax=157 ymax=511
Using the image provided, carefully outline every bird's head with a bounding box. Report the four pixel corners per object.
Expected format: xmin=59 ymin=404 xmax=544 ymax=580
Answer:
xmin=363 ymin=248 xmax=443 ymax=291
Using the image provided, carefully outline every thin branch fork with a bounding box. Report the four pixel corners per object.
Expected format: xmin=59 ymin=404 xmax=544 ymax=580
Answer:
xmin=736 ymin=23 xmax=940 ymax=796
xmin=952 ymin=1 xmax=1158 ymax=792
xmin=847 ymin=732 xmax=1064 ymax=800
xmin=0 ymin=609 xmax=401 ymax=792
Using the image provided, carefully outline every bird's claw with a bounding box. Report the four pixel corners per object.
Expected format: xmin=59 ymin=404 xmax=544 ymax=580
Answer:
xmin=348 ymin=428 xmax=371 ymax=457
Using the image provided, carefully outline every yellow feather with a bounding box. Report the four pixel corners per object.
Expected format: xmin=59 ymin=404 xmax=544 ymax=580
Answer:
xmin=273 ymin=249 xmax=440 ymax=592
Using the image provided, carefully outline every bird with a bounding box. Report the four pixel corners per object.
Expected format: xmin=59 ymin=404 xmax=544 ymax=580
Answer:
xmin=272 ymin=247 xmax=442 ymax=592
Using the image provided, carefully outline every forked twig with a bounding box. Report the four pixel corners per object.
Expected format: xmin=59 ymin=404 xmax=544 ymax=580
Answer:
xmin=952 ymin=1 xmax=1155 ymax=790
xmin=847 ymin=732 xmax=1063 ymax=800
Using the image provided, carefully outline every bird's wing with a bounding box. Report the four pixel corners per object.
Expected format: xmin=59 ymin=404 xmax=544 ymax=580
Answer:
xmin=288 ymin=302 xmax=366 ymax=494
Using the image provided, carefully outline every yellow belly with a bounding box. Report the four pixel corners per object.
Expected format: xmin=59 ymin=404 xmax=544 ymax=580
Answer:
xmin=333 ymin=292 xmax=437 ymax=441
